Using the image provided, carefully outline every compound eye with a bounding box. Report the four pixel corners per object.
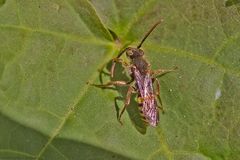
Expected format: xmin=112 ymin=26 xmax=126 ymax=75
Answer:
xmin=126 ymin=50 xmax=134 ymax=56
xmin=139 ymin=50 xmax=144 ymax=56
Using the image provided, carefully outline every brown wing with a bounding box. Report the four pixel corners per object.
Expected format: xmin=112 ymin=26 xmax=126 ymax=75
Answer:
xmin=132 ymin=67 xmax=159 ymax=126
xmin=131 ymin=66 xmax=145 ymax=97
xmin=142 ymin=73 xmax=159 ymax=127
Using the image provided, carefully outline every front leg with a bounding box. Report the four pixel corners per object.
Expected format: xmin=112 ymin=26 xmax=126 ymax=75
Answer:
xmin=89 ymin=80 xmax=131 ymax=88
xmin=110 ymin=47 xmax=129 ymax=78
xmin=110 ymin=58 xmax=129 ymax=78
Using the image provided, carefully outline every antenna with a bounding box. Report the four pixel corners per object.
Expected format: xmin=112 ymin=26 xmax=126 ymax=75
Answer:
xmin=137 ymin=19 xmax=163 ymax=49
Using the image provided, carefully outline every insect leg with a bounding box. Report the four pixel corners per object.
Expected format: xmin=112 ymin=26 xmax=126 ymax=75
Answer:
xmin=151 ymin=66 xmax=178 ymax=78
xmin=152 ymin=78 xmax=164 ymax=113
xmin=110 ymin=48 xmax=129 ymax=78
xmin=89 ymin=80 xmax=131 ymax=88
xmin=118 ymin=86 xmax=134 ymax=125
xmin=110 ymin=58 xmax=129 ymax=78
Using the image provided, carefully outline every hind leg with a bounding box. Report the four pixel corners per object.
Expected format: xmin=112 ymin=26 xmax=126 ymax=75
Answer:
xmin=118 ymin=86 xmax=134 ymax=125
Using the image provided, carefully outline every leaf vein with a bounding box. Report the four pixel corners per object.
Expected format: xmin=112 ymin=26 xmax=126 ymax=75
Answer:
xmin=62 ymin=0 xmax=95 ymax=38
xmin=0 ymin=149 xmax=35 ymax=158
xmin=0 ymin=24 xmax=113 ymax=46
xmin=212 ymin=0 xmax=228 ymax=38
xmin=123 ymin=0 xmax=157 ymax=38
xmin=155 ymin=128 xmax=173 ymax=160
xmin=50 ymin=144 xmax=69 ymax=160
xmin=212 ymin=31 xmax=240 ymax=60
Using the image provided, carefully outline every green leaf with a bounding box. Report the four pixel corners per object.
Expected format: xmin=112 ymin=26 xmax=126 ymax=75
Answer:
xmin=0 ymin=0 xmax=239 ymax=160
xmin=225 ymin=0 xmax=240 ymax=7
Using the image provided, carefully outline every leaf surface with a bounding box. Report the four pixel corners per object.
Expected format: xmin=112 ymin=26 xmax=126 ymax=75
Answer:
xmin=0 ymin=0 xmax=240 ymax=160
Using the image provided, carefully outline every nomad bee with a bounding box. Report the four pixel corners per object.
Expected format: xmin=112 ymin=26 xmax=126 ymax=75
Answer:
xmin=90 ymin=20 xmax=176 ymax=127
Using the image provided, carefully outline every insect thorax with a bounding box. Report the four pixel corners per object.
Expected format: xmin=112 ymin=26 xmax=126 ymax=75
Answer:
xmin=132 ymin=57 xmax=150 ymax=74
